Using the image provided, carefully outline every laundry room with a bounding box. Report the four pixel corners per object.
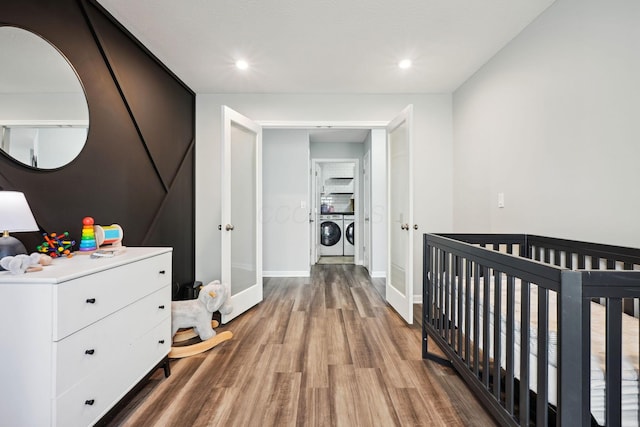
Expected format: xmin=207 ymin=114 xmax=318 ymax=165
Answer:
xmin=315 ymin=160 xmax=356 ymax=263
xmin=309 ymin=130 xmax=365 ymax=266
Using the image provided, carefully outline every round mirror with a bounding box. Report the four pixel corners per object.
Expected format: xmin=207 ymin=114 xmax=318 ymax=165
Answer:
xmin=0 ymin=26 xmax=89 ymax=169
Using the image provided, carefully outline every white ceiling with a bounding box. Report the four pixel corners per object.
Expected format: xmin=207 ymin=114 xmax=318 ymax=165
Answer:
xmin=96 ymin=0 xmax=556 ymax=94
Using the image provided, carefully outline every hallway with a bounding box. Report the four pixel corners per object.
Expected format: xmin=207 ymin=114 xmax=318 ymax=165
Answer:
xmin=104 ymin=265 xmax=496 ymax=426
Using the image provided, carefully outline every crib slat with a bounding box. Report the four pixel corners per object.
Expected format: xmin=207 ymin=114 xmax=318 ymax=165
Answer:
xmin=482 ymin=266 xmax=490 ymax=389
xmin=449 ymin=255 xmax=456 ymax=349
xmin=444 ymin=252 xmax=451 ymax=343
xmin=519 ymin=281 xmax=530 ymax=425
xmin=473 ymin=264 xmax=481 ymax=376
xmin=456 ymin=255 xmax=463 ymax=355
xmin=450 ymin=254 xmax=455 ymax=348
xmin=505 ymin=275 xmax=515 ymax=415
xmin=423 ymin=243 xmax=431 ymax=358
xmin=431 ymin=247 xmax=437 ymax=329
xmin=450 ymin=254 xmax=456 ymax=345
xmin=537 ymin=287 xmax=549 ymax=427
xmin=438 ymin=249 xmax=444 ymax=337
xmin=465 ymin=259 xmax=472 ymax=367
xmin=606 ymin=298 xmax=622 ymax=427
xmin=493 ymin=272 xmax=502 ymax=402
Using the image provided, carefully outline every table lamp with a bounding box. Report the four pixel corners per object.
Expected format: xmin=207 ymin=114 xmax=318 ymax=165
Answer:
xmin=0 ymin=191 xmax=39 ymax=258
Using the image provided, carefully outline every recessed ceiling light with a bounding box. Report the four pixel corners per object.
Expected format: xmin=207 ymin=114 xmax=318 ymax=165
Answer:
xmin=235 ymin=60 xmax=248 ymax=70
xmin=398 ymin=59 xmax=412 ymax=69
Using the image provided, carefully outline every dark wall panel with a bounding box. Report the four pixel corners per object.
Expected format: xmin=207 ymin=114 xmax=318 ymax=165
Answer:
xmin=0 ymin=0 xmax=196 ymax=289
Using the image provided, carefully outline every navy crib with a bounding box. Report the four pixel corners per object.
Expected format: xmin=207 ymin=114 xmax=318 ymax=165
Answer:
xmin=422 ymin=233 xmax=640 ymax=426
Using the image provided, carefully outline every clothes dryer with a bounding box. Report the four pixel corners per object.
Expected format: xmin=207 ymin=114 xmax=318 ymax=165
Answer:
xmin=319 ymin=214 xmax=344 ymax=256
xmin=343 ymin=215 xmax=355 ymax=256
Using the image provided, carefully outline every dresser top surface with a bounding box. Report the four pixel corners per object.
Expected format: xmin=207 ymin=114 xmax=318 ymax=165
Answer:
xmin=0 ymin=247 xmax=172 ymax=284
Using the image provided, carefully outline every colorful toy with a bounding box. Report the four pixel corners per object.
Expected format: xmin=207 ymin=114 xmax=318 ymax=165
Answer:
xmin=78 ymin=217 xmax=97 ymax=252
xmin=94 ymin=223 xmax=124 ymax=248
xmin=37 ymin=232 xmax=75 ymax=258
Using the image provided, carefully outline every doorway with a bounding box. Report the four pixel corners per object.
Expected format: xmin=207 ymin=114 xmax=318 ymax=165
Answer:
xmin=313 ymin=159 xmax=359 ymax=266
xmin=262 ymin=126 xmax=383 ymax=276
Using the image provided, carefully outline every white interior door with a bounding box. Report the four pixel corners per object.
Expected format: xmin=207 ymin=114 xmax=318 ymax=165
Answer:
xmin=221 ymin=106 xmax=262 ymax=323
xmin=363 ymin=150 xmax=371 ymax=272
xmin=386 ymin=105 xmax=414 ymax=324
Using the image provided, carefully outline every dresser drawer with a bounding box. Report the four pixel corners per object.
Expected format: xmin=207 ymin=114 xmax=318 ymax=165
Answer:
xmin=54 ymin=252 xmax=171 ymax=340
xmin=54 ymin=285 xmax=170 ymax=395
xmin=54 ymin=317 xmax=170 ymax=427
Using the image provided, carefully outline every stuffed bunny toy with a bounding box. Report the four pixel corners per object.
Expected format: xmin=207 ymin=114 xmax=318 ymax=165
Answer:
xmin=171 ymin=280 xmax=232 ymax=341
xmin=0 ymin=253 xmax=52 ymax=274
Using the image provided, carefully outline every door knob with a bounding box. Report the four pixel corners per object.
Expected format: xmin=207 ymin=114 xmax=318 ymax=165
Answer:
xmin=225 ymin=224 xmax=235 ymax=231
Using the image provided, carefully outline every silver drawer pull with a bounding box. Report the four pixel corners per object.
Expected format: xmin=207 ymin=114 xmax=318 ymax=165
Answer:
xmin=158 ymin=305 xmax=165 ymax=309
xmin=85 ymin=349 xmax=95 ymax=355
xmin=86 ymin=298 xmax=96 ymax=304
xmin=85 ymin=399 xmax=95 ymax=406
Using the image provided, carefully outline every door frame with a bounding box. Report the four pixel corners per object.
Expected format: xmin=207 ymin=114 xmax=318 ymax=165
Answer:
xmin=310 ymin=162 xmax=322 ymax=264
xmin=261 ymin=121 xmax=385 ymax=271
xmin=311 ymin=158 xmax=360 ymax=264
xmin=363 ymin=150 xmax=371 ymax=272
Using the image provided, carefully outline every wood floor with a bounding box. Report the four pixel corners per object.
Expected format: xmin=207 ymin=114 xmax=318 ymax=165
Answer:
xmin=103 ymin=265 xmax=497 ymax=427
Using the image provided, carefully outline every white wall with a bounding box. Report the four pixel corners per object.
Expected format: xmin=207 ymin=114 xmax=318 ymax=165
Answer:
xmin=196 ymin=93 xmax=453 ymax=299
xmin=262 ymin=129 xmax=310 ymax=276
xmin=310 ymin=141 xmax=364 ymax=159
xmin=453 ymin=0 xmax=640 ymax=248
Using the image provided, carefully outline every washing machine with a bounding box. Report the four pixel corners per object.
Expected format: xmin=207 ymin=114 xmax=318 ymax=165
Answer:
xmin=343 ymin=215 xmax=355 ymax=256
xmin=319 ymin=214 xmax=344 ymax=256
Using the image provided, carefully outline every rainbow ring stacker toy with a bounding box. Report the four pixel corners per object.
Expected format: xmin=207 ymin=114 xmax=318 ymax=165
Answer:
xmin=79 ymin=217 xmax=98 ymax=252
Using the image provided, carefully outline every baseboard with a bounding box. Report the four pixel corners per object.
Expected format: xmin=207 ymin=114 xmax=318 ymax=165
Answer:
xmin=370 ymin=271 xmax=386 ymax=278
xmin=263 ymin=270 xmax=310 ymax=278
xmin=413 ymin=294 xmax=423 ymax=304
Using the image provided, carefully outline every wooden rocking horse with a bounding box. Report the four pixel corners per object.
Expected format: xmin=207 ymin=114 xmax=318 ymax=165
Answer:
xmin=168 ymin=281 xmax=233 ymax=358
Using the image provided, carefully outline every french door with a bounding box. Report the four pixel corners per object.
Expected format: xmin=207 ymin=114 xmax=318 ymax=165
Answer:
xmin=220 ymin=106 xmax=262 ymax=323
xmin=386 ymin=105 xmax=414 ymax=324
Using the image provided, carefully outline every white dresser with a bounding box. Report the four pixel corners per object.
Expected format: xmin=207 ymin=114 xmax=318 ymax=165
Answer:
xmin=0 ymin=247 xmax=172 ymax=427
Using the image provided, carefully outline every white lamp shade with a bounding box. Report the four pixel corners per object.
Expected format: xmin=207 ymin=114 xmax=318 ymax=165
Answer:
xmin=0 ymin=191 xmax=38 ymax=232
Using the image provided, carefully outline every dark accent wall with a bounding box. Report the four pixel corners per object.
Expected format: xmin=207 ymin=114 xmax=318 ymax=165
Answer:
xmin=0 ymin=0 xmax=196 ymax=290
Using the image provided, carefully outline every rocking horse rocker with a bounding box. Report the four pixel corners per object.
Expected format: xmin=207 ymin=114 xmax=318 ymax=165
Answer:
xmin=168 ymin=280 xmax=234 ymax=358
